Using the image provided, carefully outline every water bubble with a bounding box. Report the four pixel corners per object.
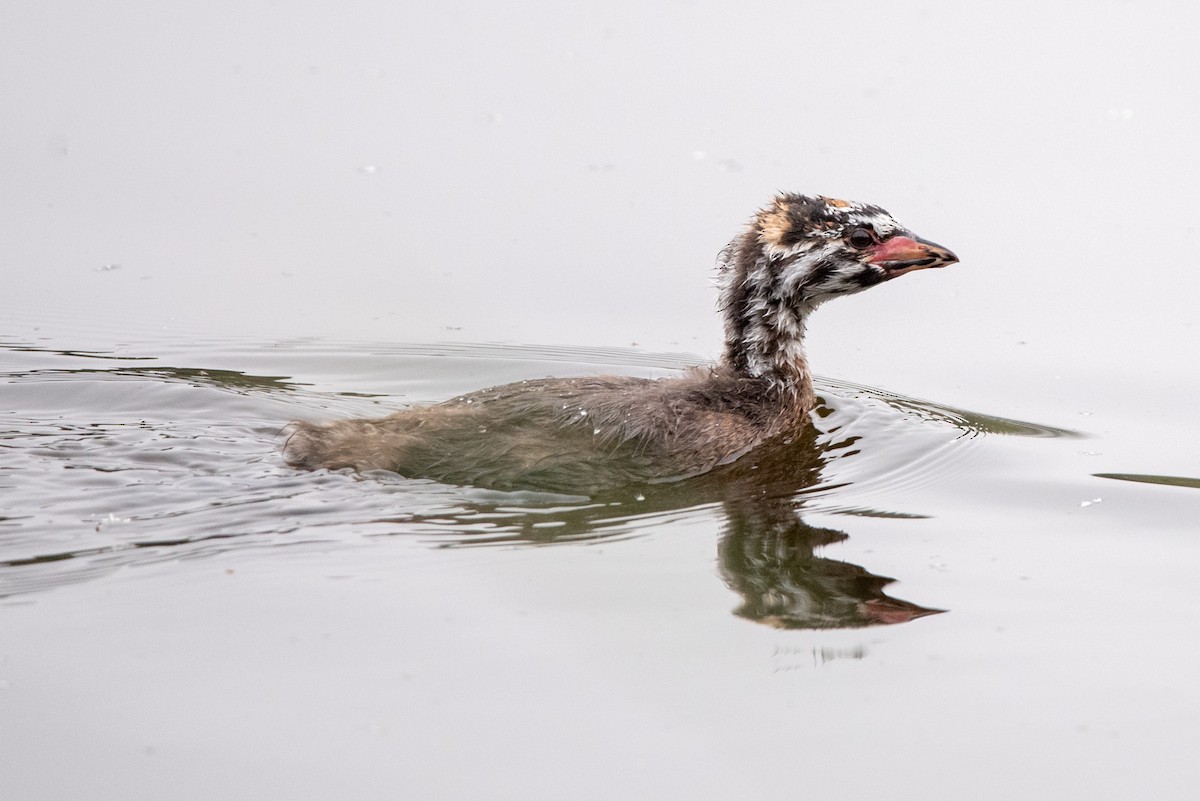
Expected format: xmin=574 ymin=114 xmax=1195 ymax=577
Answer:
xmin=94 ymin=511 xmax=131 ymax=532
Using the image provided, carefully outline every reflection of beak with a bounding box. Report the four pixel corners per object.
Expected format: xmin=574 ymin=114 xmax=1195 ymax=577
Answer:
xmin=867 ymin=234 xmax=959 ymax=278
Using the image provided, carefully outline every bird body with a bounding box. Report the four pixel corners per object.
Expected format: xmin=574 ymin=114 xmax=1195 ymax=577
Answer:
xmin=288 ymin=368 xmax=791 ymax=491
xmin=284 ymin=193 xmax=958 ymax=493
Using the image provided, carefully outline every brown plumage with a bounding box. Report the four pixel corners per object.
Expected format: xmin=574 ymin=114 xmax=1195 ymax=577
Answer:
xmin=284 ymin=193 xmax=958 ymax=494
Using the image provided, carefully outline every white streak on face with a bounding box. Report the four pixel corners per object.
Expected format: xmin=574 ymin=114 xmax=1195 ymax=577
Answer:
xmin=845 ymin=209 xmax=902 ymax=237
xmin=761 ymin=237 xmax=822 ymax=261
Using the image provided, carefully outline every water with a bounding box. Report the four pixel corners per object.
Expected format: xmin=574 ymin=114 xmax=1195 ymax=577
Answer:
xmin=4 ymin=336 xmax=1066 ymax=606
xmin=4 ymin=1 xmax=1200 ymax=799
xmin=6 ymin=334 xmax=1197 ymax=799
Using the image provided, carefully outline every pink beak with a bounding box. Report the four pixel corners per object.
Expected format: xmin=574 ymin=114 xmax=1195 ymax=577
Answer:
xmin=867 ymin=234 xmax=959 ymax=277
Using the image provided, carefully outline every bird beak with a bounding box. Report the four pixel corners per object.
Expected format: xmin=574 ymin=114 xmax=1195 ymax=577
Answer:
xmin=867 ymin=234 xmax=959 ymax=278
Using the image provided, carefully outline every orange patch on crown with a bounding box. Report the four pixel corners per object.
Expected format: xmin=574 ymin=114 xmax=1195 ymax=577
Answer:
xmin=757 ymin=207 xmax=795 ymax=246
xmin=820 ymin=196 xmax=851 ymax=208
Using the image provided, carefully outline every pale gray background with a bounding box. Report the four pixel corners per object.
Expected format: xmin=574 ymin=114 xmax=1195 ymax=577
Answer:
xmin=3 ymin=2 xmax=1198 ymax=800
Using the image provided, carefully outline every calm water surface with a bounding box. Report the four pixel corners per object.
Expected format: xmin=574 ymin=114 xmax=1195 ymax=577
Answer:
xmin=4 ymin=333 xmax=1198 ymax=800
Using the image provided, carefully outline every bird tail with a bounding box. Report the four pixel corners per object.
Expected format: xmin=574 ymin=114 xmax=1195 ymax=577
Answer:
xmin=282 ymin=418 xmax=402 ymax=472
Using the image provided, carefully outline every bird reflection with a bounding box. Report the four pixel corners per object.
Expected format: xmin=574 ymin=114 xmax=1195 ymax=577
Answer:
xmin=397 ymin=401 xmax=944 ymax=631
xmin=718 ymin=500 xmax=940 ymax=629
xmin=704 ymin=419 xmax=942 ymax=629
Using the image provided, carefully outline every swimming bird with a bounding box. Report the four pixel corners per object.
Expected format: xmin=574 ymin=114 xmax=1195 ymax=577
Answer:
xmin=284 ymin=193 xmax=958 ymax=493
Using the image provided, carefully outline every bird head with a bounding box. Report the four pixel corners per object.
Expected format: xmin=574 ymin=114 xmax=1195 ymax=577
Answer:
xmin=718 ymin=193 xmax=958 ymax=383
xmin=740 ymin=193 xmax=958 ymax=307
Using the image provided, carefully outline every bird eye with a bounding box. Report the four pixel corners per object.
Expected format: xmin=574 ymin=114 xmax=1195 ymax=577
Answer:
xmin=848 ymin=228 xmax=875 ymax=249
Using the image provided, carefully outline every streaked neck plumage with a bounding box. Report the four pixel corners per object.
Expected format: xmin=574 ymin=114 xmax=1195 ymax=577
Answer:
xmin=716 ymin=229 xmax=818 ymax=412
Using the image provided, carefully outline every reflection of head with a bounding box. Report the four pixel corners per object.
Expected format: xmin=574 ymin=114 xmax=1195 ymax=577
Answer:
xmin=718 ymin=499 xmax=943 ymax=630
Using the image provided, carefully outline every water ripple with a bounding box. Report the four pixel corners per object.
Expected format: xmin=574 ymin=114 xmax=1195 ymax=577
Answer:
xmin=1 ymin=335 xmax=1074 ymax=616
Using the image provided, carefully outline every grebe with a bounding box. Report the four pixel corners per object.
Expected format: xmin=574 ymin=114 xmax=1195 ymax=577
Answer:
xmin=284 ymin=193 xmax=958 ymax=493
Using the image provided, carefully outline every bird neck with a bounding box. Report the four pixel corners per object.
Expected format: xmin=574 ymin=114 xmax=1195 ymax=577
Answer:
xmin=717 ymin=240 xmax=817 ymax=418
xmin=720 ymin=322 xmax=816 ymax=413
